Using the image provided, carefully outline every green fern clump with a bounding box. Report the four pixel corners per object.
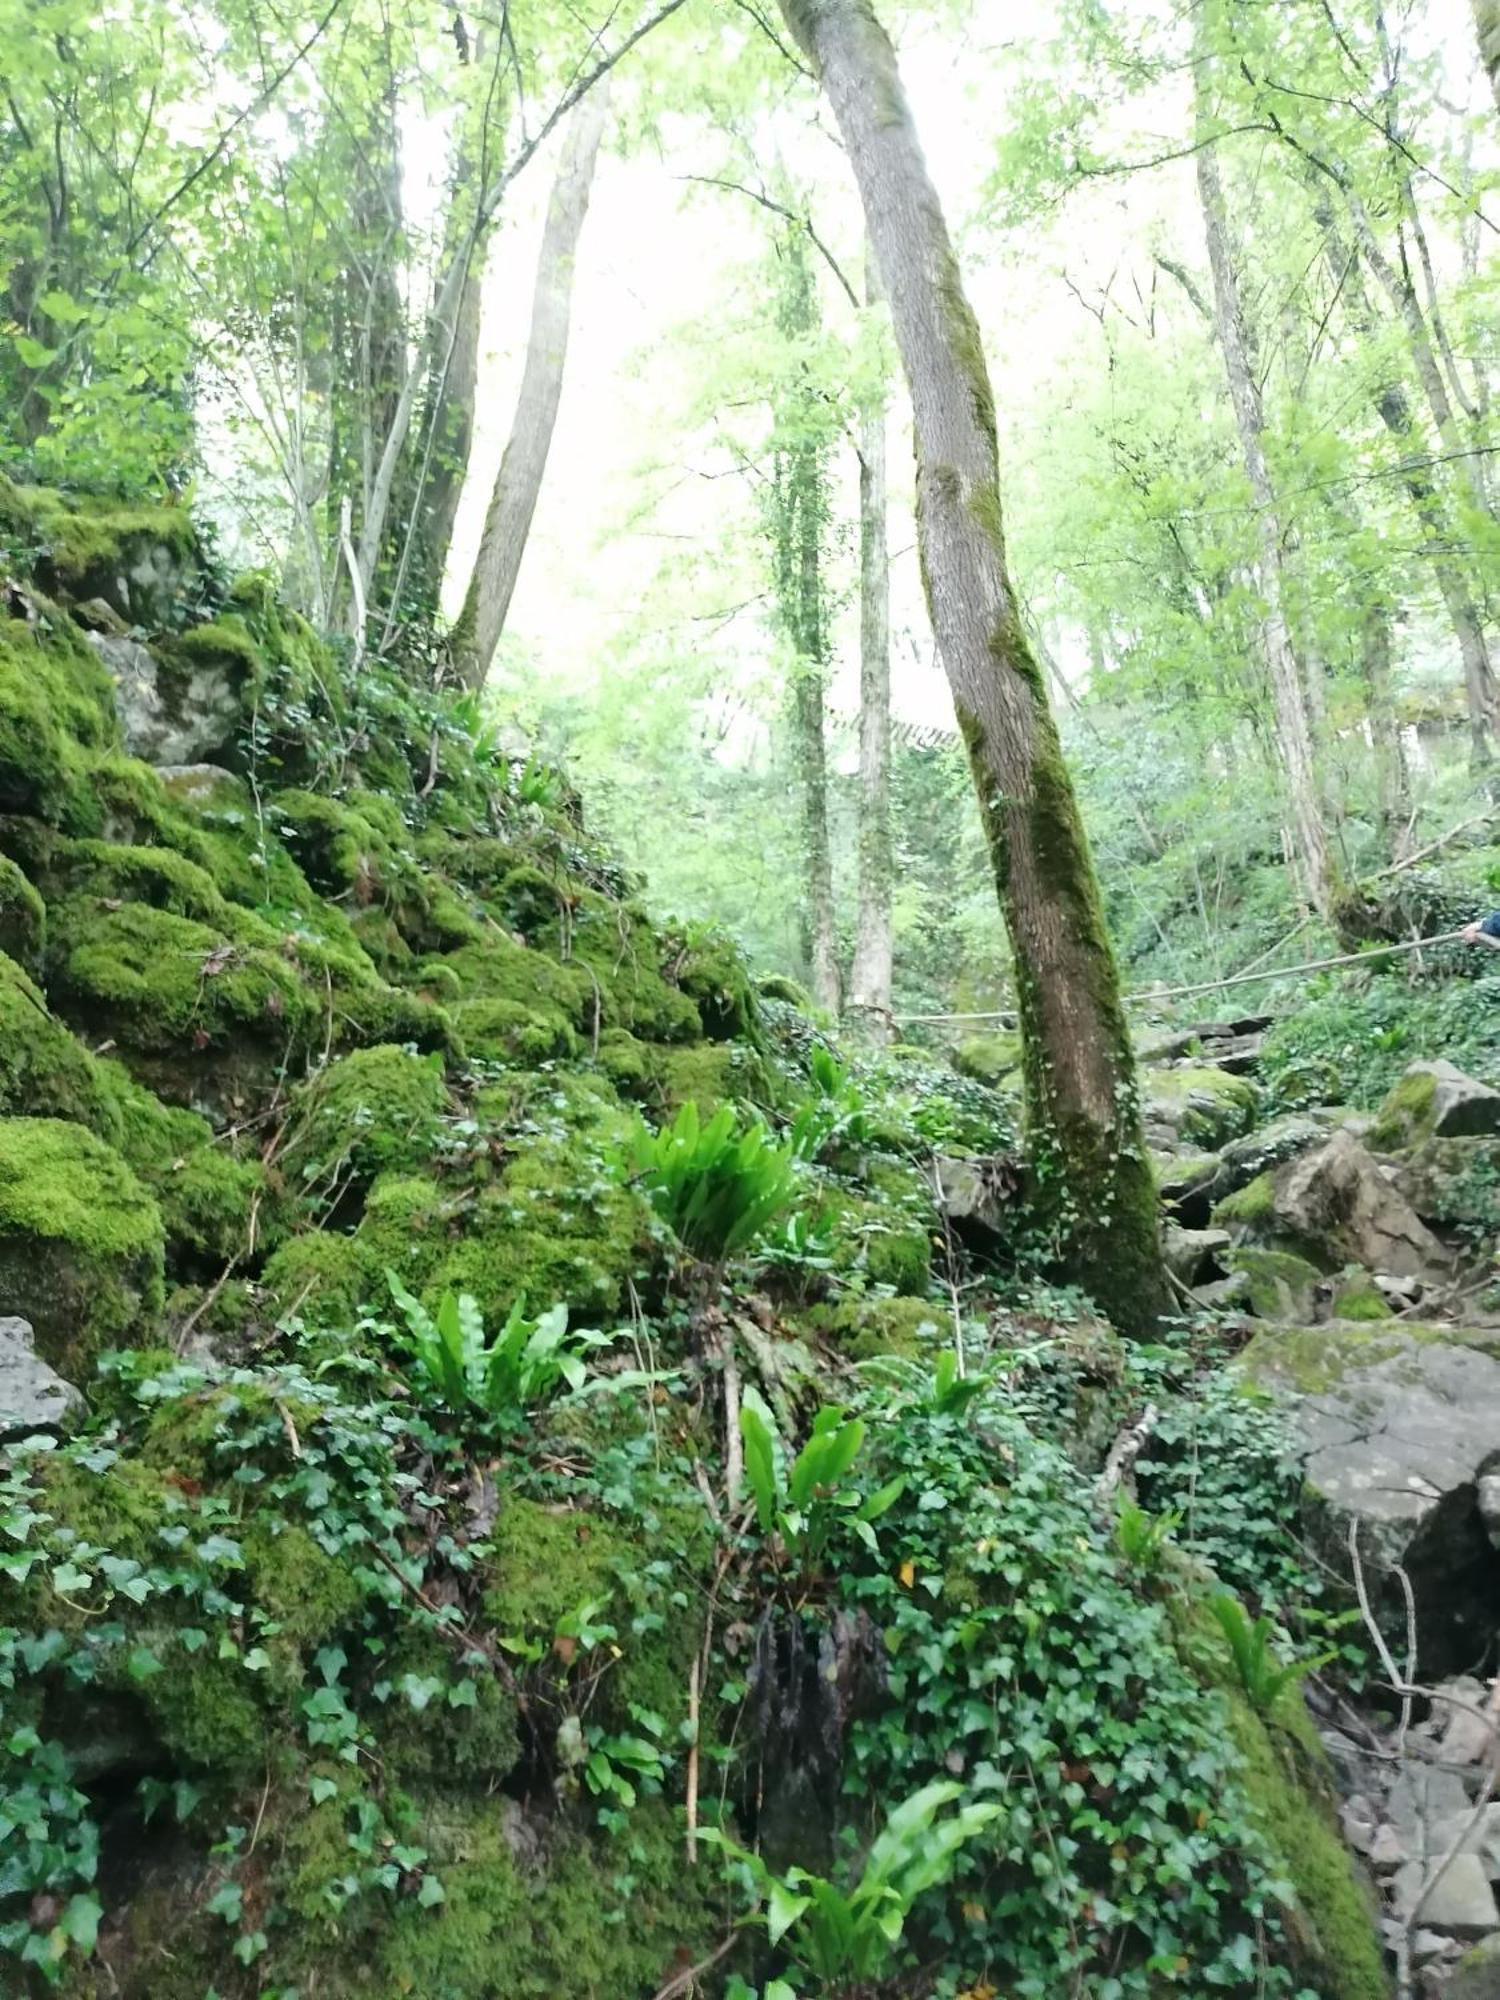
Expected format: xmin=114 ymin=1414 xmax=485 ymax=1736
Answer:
xmin=630 ymin=1099 xmax=797 ymax=1265
xmin=386 ymin=1272 xmax=608 ymax=1423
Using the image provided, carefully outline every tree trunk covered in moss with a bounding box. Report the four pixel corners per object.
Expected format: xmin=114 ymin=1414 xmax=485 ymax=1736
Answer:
xmin=768 ymin=224 xmax=840 ymax=1015
xmin=452 ymin=85 xmax=609 ymax=690
xmin=1476 ymin=0 xmax=1500 ymax=114
xmin=774 ymin=0 xmax=1167 ymax=1334
xmin=849 ymin=247 xmax=893 ymax=1043
xmin=1194 ymin=80 xmax=1337 ymax=919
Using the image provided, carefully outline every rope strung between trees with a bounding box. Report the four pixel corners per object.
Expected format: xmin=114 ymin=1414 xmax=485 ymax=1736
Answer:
xmin=891 ymin=927 xmax=1475 ymax=1027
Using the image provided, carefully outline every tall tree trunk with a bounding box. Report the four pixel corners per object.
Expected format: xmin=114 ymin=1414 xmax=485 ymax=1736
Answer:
xmin=776 ymin=0 xmax=1167 ymax=1335
xmin=1360 ymin=587 xmax=1413 ymax=852
xmin=1194 ymin=78 xmax=1337 ymax=918
xmin=769 ymin=226 xmax=841 ymax=1015
xmin=1475 ymin=0 xmax=1500 ymax=115
xmin=1315 ymin=196 xmax=1498 ymax=764
xmin=381 ymin=99 xmax=492 ymax=631
xmin=451 ymin=83 xmax=609 ymax=689
xmin=848 ymin=247 xmax=893 ymax=1041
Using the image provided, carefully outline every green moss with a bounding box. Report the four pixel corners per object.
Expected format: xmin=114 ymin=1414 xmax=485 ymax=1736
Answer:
xmin=49 ymin=893 xmax=316 ymax=1058
xmin=0 ymin=949 xmax=123 ymax=1135
xmin=536 ymin=893 xmax=702 ymax=1045
xmin=1145 ymin=1065 xmax=1262 ymax=1148
xmin=0 ymin=854 xmax=44 ymax=969
xmin=1328 ymin=1269 xmax=1394 ymax=1321
xmin=0 ymin=479 xmax=201 ymax=610
xmin=0 ymin=613 xmax=115 ymax=830
xmin=1230 ymin=1246 xmax=1323 ymax=1323
xmin=1172 ymin=1594 xmax=1386 ymax=2000
xmin=105 ymin=1066 xmax=267 ymax=1265
xmin=758 ymin=971 xmax=814 ymax=1010
xmin=456 ymin=996 xmax=579 ymax=1064
xmin=1214 ymin=1170 xmax=1275 ymax=1228
xmin=1367 ymin=1067 xmax=1437 ymax=1153
xmin=954 ymin=1030 xmax=1022 ymax=1086
xmin=0 ymin=1116 xmax=164 ymax=1370
xmin=814 ymin=1178 xmax=933 ymax=1297
xmin=162 ymin=614 xmax=262 ymax=679
xmin=283 ymin=1045 xmax=450 ymax=1193
xmin=260 ymin=1229 xmax=374 ymax=1322
xmin=444 ymin=933 xmax=594 ymax=1031
xmin=801 ymin=1294 xmax=946 ymax=1361
xmin=629 ymin=1038 xmax=775 ymax=1118
xmin=671 ymin=924 xmax=759 ymax=1040
xmin=38 ymin=837 xmax=230 ymax=923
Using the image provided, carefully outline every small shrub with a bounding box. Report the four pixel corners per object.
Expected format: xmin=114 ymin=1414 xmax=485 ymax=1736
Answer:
xmin=740 ymin=1394 xmax=903 ymax=1571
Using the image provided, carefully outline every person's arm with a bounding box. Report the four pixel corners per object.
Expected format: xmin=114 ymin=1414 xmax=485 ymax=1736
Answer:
xmin=1466 ymin=915 xmax=1500 ymax=949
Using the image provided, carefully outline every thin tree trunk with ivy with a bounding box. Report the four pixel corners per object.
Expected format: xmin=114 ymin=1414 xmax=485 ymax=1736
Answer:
xmin=776 ymin=0 xmax=1167 ymax=1335
xmin=452 ymin=84 xmax=609 ymax=689
xmin=1194 ymin=83 xmax=1337 ymax=919
xmin=769 ymin=224 xmax=841 ymax=1015
xmin=848 ymin=246 xmax=892 ymax=1042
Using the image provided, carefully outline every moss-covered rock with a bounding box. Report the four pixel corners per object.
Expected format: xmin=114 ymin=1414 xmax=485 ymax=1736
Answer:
xmin=1328 ymin=1268 xmax=1394 ymax=1321
xmin=800 ymin=1294 xmax=947 ymax=1361
xmin=0 ymin=1116 xmax=165 ymax=1370
xmin=1230 ymin=1245 xmax=1323 ymax=1323
xmin=0 ymin=610 xmax=116 ymax=831
xmin=813 ymin=1172 xmax=934 ymax=1297
xmin=0 ymin=950 xmax=122 ymax=1134
xmin=0 ymin=853 xmax=44 ymax=969
xmin=283 ymin=1044 xmax=450 ymax=1195
xmin=1143 ymin=1064 xmax=1262 ymax=1150
xmin=0 ymin=478 xmax=203 ymax=623
xmin=954 ymin=1029 xmax=1022 ymax=1086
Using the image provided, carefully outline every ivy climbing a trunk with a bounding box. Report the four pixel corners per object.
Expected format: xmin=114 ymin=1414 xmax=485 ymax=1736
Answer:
xmin=774 ymin=0 xmax=1167 ymax=1335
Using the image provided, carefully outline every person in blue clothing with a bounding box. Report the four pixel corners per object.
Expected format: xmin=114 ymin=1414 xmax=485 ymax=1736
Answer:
xmin=1464 ymin=911 xmax=1500 ymax=950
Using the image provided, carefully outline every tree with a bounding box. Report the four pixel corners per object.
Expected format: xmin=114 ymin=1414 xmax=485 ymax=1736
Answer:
xmin=766 ymin=224 xmax=840 ymax=1014
xmin=1477 ymin=0 xmax=1500 ymax=117
xmin=775 ymin=0 xmax=1167 ymax=1334
xmin=451 ymin=83 xmax=610 ymax=689
xmin=1194 ymin=30 xmax=1338 ymax=919
xmin=848 ymin=247 xmax=893 ymax=1042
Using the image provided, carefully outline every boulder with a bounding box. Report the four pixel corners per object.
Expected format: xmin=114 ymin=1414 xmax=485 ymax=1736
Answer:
xmin=1451 ymin=1935 xmax=1500 ymax=1998
xmin=1162 ymin=1223 xmax=1230 ymax=1286
xmin=1209 ymin=1112 xmax=1330 ymax=1198
xmin=1392 ymin=1137 xmax=1500 ymax=1235
xmin=1229 ymin=1245 xmax=1323 ymax=1322
xmin=0 ymin=1314 xmax=83 ymax=1439
xmin=1271 ymin=1128 xmax=1449 ymax=1280
xmin=89 ymin=630 xmax=246 ymax=766
xmin=1141 ymin=1064 xmax=1261 ymax=1152
xmin=0 ymin=1116 xmax=165 ymax=1373
xmin=1369 ymin=1060 xmax=1500 ymax=1153
xmin=1241 ymin=1322 xmax=1500 ymax=1674
xmin=933 ymin=1154 xmax=1022 ymax=1239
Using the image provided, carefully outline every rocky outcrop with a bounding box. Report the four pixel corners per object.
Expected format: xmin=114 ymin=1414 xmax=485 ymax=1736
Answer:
xmin=1369 ymin=1059 xmax=1500 ymax=1153
xmin=88 ymin=630 xmax=246 ymax=766
xmin=0 ymin=1313 xmax=82 ymax=1439
xmin=1220 ymin=1128 xmax=1451 ymax=1282
xmin=1241 ymin=1321 xmax=1500 ymax=1673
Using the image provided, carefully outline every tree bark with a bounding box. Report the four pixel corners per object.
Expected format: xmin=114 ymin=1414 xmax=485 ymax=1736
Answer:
xmin=775 ymin=0 xmax=1166 ymax=1335
xmin=769 ymin=226 xmax=841 ymax=1015
xmin=1315 ymin=195 xmax=1498 ymax=765
xmin=1194 ymin=83 xmax=1338 ymax=918
xmin=451 ymin=83 xmax=609 ymax=689
xmin=848 ymin=246 xmax=894 ymax=1043
xmin=1476 ymin=0 xmax=1500 ymax=115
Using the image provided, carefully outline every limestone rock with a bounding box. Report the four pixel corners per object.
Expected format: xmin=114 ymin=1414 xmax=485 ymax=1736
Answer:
xmin=1240 ymin=1323 xmax=1500 ymax=1672
xmin=1210 ymin=1112 xmax=1330 ymax=1197
xmin=0 ymin=1314 xmax=82 ymax=1439
xmin=1370 ymin=1060 xmax=1500 ymax=1153
xmin=1273 ymin=1128 xmax=1450 ymax=1279
xmin=1161 ymin=1223 xmax=1229 ymax=1286
xmin=90 ymin=630 xmax=246 ymax=766
xmin=1228 ymin=1245 xmax=1322 ymax=1322
xmin=1393 ymin=1136 xmax=1500 ymax=1234
xmin=1394 ymin=1853 xmax=1499 ymax=1935
xmin=1141 ymin=1064 xmax=1261 ymax=1152
xmin=1450 ymin=1934 xmax=1500 ymax=1998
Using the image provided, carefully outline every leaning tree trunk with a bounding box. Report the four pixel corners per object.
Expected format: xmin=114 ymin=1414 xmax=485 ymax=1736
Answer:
xmin=1194 ymin=90 xmax=1337 ymax=919
xmin=776 ymin=0 xmax=1167 ymax=1334
xmin=848 ymin=247 xmax=894 ymax=1043
xmin=452 ymin=84 xmax=609 ymax=689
